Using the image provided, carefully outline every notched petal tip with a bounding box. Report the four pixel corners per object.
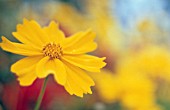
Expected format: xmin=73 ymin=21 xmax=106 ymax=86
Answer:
xmin=12 ymin=32 xmax=16 ymax=36
xmin=63 ymin=63 xmax=95 ymax=97
xmin=69 ymin=93 xmax=84 ymax=98
xmin=49 ymin=21 xmax=59 ymax=26
xmin=65 ymin=85 xmax=94 ymax=97
xmin=23 ymin=18 xmax=29 ymax=24
xmin=102 ymin=57 xmax=106 ymax=60
xmin=16 ymin=24 xmax=23 ymax=31
xmin=48 ymin=21 xmax=60 ymax=31
xmin=1 ymin=36 xmax=10 ymax=47
xmin=101 ymin=57 xmax=107 ymax=67
xmin=1 ymin=36 xmax=6 ymax=41
xmin=11 ymin=64 xmax=16 ymax=73
xmin=68 ymin=91 xmax=84 ymax=98
xmin=87 ymin=88 xmax=93 ymax=94
xmin=103 ymin=62 xmax=107 ymax=67
xmin=17 ymin=77 xmax=34 ymax=86
xmin=18 ymin=80 xmax=29 ymax=86
xmin=79 ymin=95 xmax=83 ymax=98
xmin=91 ymin=81 xmax=95 ymax=86
xmin=74 ymin=93 xmax=84 ymax=98
xmin=23 ymin=18 xmax=37 ymax=24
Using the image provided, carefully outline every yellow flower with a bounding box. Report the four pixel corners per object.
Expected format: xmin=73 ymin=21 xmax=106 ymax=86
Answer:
xmin=0 ymin=19 xmax=106 ymax=97
xmin=90 ymin=70 xmax=121 ymax=103
xmin=91 ymin=70 xmax=161 ymax=110
xmin=119 ymin=72 xmax=160 ymax=110
xmin=54 ymin=2 xmax=123 ymax=53
xmin=120 ymin=45 xmax=170 ymax=81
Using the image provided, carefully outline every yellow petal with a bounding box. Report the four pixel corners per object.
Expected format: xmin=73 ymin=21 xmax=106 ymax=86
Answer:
xmin=11 ymin=56 xmax=41 ymax=86
xmin=62 ymin=54 xmax=106 ymax=72
xmin=63 ymin=61 xmax=95 ymax=97
xmin=64 ymin=80 xmax=74 ymax=95
xmin=36 ymin=56 xmax=51 ymax=78
xmin=63 ymin=42 xmax=97 ymax=55
xmin=53 ymin=59 xmax=67 ymax=85
xmin=11 ymin=56 xmax=43 ymax=75
xmin=0 ymin=36 xmax=43 ymax=56
xmin=63 ymin=29 xmax=97 ymax=54
xmin=13 ymin=19 xmax=49 ymax=48
xmin=43 ymin=21 xmax=65 ymax=43
xmin=65 ymin=79 xmax=84 ymax=97
xmin=36 ymin=56 xmax=67 ymax=85
xmin=17 ymin=69 xmax=37 ymax=86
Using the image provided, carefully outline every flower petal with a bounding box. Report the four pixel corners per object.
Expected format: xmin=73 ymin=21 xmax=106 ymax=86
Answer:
xmin=36 ymin=56 xmax=67 ymax=85
xmin=53 ymin=59 xmax=67 ymax=85
xmin=62 ymin=54 xmax=106 ymax=72
xmin=63 ymin=61 xmax=94 ymax=97
xmin=36 ymin=56 xmax=52 ymax=78
xmin=0 ymin=36 xmax=43 ymax=56
xmin=43 ymin=21 xmax=65 ymax=43
xmin=12 ymin=19 xmax=49 ymax=48
xmin=11 ymin=56 xmax=43 ymax=75
xmin=17 ymin=69 xmax=37 ymax=86
xmin=11 ymin=56 xmax=42 ymax=86
xmin=63 ymin=29 xmax=97 ymax=54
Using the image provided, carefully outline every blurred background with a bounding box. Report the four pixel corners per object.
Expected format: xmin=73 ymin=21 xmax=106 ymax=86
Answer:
xmin=1 ymin=0 xmax=170 ymax=110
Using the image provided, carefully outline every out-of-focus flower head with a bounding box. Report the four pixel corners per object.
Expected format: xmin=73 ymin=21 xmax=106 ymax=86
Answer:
xmin=118 ymin=72 xmax=160 ymax=110
xmin=90 ymin=69 xmax=161 ymax=110
xmin=119 ymin=45 xmax=170 ymax=82
xmin=90 ymin=70 xmax=120 ymax=103
xmin=53 ymin=1 xmax=124 ymax=52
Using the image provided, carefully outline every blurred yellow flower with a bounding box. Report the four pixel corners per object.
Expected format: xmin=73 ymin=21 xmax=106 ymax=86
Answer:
xmin=91 ymin=70 xmax=161 ymax=110
xmin=120 ymin=45 xmax=170 ymax=81
xmin=119 ymin=72 xmax=160 ymax=110
xmin=90 ymin=70 xmax=121 ymax=103
xmin=0 ymin=19 xmax=106 ymax=97
xmin=136 ymin=46 xmax=170 ymax=80
xmin=54 ymin=2 xmax=123 ymax=53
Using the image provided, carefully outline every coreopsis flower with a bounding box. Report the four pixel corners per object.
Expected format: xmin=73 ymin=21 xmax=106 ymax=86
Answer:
xmin=55 ymin=3 xmax=123 ymax=52
xmin=0 ymin=19 xmax=106 ymax=97
xmin=90 ymin=70 xmax=120 ymax=103
xmin=90 ymin=70 xmax=161 ymax=110
xmin=119 ymin=45 xmax=170 ymax=81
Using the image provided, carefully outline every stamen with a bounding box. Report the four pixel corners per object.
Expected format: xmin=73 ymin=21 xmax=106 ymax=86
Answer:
xmin=42 ymin=43 xmax=63 ymax=59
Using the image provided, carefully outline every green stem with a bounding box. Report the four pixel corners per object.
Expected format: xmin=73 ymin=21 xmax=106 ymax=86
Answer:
xmin=34 ymin=77 xmax=48 ymax=110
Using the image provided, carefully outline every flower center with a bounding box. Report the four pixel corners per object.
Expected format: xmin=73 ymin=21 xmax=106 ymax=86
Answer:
xmin=42 ymin=43 xmax=63 ymax=59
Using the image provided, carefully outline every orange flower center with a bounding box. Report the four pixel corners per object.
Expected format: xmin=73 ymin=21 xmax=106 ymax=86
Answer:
xmin=42 ymin=43 xmax=63 ymax=59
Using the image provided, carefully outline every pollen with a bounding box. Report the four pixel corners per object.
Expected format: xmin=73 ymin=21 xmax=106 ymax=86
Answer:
xmin=42 ymin=43 xmax=63 ymax=59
